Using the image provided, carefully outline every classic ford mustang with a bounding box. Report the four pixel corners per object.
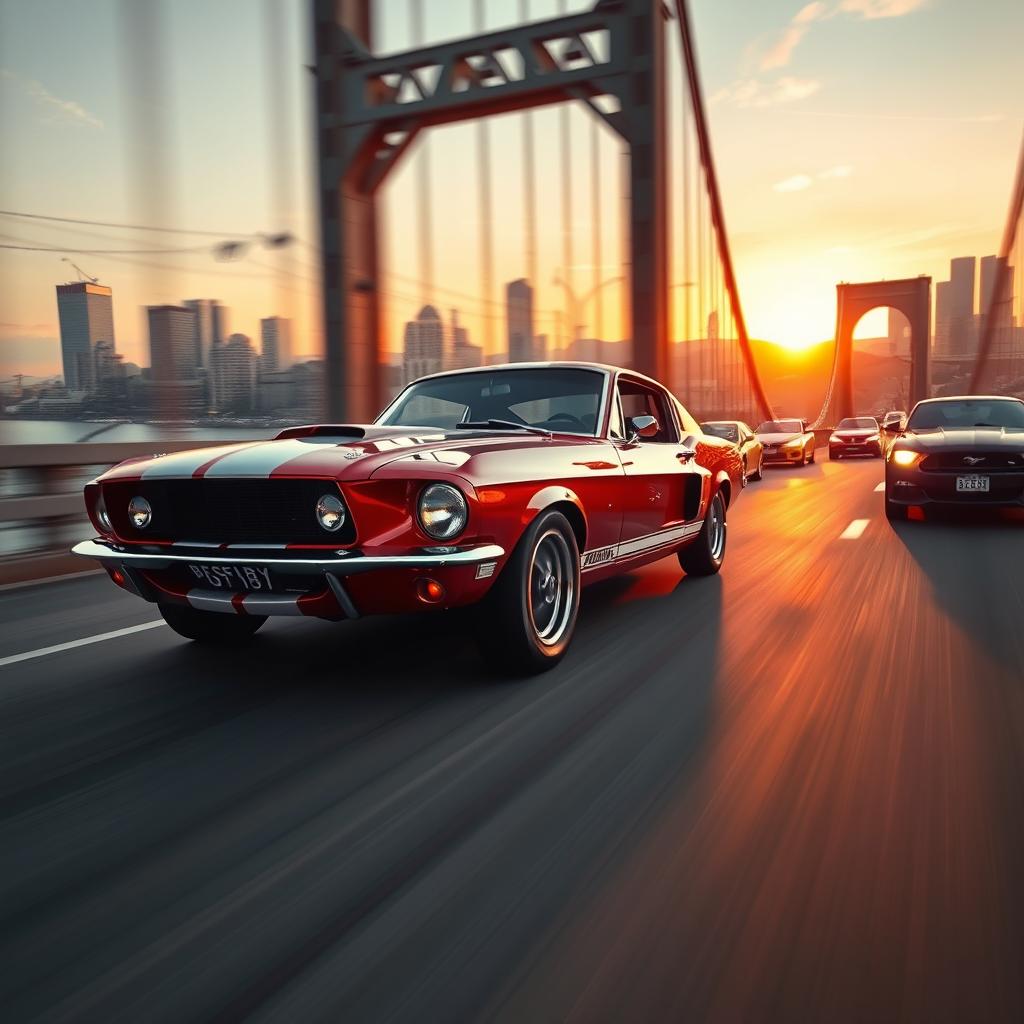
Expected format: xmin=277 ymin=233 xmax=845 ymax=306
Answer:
xmin=73 ymin=363 xmax=741 ymax=672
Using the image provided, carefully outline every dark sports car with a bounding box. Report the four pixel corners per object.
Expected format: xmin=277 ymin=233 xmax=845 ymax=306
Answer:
xmin=884 ymin=395 xmax=1024 ymax=520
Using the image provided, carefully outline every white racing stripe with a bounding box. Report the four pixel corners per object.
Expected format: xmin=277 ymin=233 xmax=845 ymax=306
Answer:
xmin=840 ymin=519 xmax=870 ymax=540
xmin=582 ymin=520 xmax=704 ymax=571
xmin=874 ymin=482 xmax=885 ymax=492
xmin=0 ymin=620 xmax=166 ymax=669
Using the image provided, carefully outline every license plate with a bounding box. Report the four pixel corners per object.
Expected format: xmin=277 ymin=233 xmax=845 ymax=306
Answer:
xmin=188 ymin=563 xmax=274 ymax=590
xmin=956 ymin=475 xmax=990 ymax=493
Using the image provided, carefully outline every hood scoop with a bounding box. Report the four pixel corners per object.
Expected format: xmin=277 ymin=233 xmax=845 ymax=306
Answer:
xmin=275 ymin=424 xmax=368 ymax=440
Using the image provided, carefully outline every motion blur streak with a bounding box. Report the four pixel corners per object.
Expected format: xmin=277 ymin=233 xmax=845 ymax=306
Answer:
xmin=1 ymin=458 xmax=1023 ymax=1021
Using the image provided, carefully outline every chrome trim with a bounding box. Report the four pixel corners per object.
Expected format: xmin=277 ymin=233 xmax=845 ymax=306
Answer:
xmin=72 ymin=539 xmax=506 ymax=576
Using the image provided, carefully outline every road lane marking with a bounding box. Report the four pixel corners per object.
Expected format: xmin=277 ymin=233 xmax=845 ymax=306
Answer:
xmin=840 ymin=519 xmax=870 ymax=540
xmin=874 ymin=482 xmax=885 ymax=492
xmin=0 ymin=620 xmax=166 ymax=669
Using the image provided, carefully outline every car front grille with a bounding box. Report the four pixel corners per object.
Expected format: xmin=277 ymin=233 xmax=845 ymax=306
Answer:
xmin=920 ymin=452 xmax=1024 ymax=472
xmin=101 ymin=478 xmax=357 ymax=546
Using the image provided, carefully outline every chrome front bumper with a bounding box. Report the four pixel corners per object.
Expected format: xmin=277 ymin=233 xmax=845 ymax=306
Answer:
xmin=71 ymin=539 xmax=506 ymax=576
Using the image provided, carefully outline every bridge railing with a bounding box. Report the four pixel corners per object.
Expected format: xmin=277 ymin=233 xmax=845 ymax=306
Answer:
xmin=0 ymin=441 xmax=239 ymax=586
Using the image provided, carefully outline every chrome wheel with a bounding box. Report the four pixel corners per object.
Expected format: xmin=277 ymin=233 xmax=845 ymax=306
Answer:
xmin=708 ymin=495 xmax=726 ymax=561
xmin=528 ymin=528 xmax=575 ymax=647
xmin=741 ymin=459 xmax=748 ymax=487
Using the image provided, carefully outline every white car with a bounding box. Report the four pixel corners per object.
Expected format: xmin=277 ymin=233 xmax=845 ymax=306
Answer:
xmin=755 ymin=418 xmax=816 ymax=466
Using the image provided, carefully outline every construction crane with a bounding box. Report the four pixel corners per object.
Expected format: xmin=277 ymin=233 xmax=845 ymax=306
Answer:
xmin=61 ymin=257 xmax=99 ymax=283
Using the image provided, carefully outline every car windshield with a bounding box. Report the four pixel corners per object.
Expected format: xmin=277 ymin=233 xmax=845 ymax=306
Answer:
xmin=378 ymin=367 xmax=605 ymax=435
xmin=702 ymin=423 xmax=738 ymax=442
xmin=837 ymin=418 xmax=878 ymax=429
xmin=756 ymin=420 xmax=802 ymax=434
xmin=907 ymin=399 xmax=1024 ymax=431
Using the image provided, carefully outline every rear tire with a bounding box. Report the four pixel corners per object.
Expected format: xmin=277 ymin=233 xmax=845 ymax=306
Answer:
xmin=479 ymin=509 xmax=580 ymax=675
xmin=159 ymin=603 xmax=266 ymax=643
xmin=678 ymin=491 xmax=727 ymax=577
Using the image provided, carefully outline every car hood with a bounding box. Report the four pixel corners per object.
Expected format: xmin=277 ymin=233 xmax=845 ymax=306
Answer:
xmin=757 ymin=433 xmax=802 ymax=445
xmin=901 ymin=426 xmax=1024 ymax=450
xmin=99 ymin=425 xmax=601 ymax=483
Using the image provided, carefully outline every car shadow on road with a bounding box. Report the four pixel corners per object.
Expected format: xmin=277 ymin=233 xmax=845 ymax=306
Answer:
xmin=890 ymin=507 xmax=1024 ymax=676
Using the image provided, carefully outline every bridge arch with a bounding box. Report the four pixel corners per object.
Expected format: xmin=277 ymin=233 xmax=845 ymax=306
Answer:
xmin=819 ymin=277 xmax=931 ymax=425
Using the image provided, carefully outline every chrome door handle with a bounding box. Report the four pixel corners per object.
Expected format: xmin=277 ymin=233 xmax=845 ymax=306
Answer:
xmin=676 ymin=447 xmax=697 ymax=463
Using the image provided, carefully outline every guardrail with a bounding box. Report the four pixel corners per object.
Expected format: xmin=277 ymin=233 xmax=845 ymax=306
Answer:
xmin=0 ymin=441 xmax=240 ymax=586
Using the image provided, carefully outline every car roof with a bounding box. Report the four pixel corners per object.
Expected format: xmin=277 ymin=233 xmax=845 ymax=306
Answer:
xmin=410 ymin=361 xmax=666 ymax=391
xmin=913 ymin=395 xmax=1023 ymax=405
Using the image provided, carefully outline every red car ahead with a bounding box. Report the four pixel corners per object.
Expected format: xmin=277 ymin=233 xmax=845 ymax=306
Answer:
xmin=74 ymin=363 xmax=741 ymax=673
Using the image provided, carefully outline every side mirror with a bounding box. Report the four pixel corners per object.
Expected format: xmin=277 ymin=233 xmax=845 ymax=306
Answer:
xmin=882 ymin=422 xmax=899 ymax=433
xmin=629 ymin=414 xmax=659 ymax=441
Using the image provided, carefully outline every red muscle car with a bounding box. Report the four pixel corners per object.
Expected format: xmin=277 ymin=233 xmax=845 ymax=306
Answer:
xmin=73 ymin=363 xmax=741 ymax=672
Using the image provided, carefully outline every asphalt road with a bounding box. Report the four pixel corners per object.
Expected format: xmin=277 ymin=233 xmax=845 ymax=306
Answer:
xmin=2 ymin=456 xmax=1023 ymax=1023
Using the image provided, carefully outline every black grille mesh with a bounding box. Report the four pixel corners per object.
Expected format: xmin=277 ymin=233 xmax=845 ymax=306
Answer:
xmin=102 ymin=479 xmax=356 ymax=545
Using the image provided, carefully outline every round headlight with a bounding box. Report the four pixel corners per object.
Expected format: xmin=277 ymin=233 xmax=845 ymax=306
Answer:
xmin=418 ymin=483 xmax=468 ymax=540
xmin=128 ymin=495 xmax=152 ymax=529
xmin=96 ymin=493 xmax=113 ymax=533
xmin=316 ymin=493 xmax=346 ymax=532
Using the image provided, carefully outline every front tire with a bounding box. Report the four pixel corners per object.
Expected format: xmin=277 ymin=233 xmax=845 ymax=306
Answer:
xmin=159 ymin=603 xmax=266 ymax=643
xmin=678 ymin=491 xmax=727 ymax=577
xmin=480 ymin=509 xmax=581 ymax=674
xmin=830 ymin=447 xmax=840 ymax=460
xmin=751 ymin=456 xmax=764 ymax=481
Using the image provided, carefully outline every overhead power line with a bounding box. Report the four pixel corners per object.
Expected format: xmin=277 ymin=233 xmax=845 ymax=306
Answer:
xmin=0 ymin=208 xmax=273 ymax=239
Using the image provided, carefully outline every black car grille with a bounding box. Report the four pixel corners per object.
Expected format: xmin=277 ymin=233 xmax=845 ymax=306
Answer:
xmin=102 ymin=478 xmax=357 ymax=546
xmin=920 ymin=452 xmax=1024 ymax=472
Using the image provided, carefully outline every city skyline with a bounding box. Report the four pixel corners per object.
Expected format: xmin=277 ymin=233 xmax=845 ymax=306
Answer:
xmin=2 ymin=0 xmax=1024 ymax=380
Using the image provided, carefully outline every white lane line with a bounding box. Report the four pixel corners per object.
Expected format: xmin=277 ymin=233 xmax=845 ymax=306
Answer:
xmin=0 ymin=620 xmax=166 ymax=669
xmin=840 ymin=519 xmax=870 ymax=540
xmin=874 ymin=482 xmax=885 ymax=492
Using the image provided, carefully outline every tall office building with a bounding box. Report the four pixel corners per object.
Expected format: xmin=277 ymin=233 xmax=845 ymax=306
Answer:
xmin=183 ymin=299 xmax=224 ymax=369
xmin=148 ymin=305 xmax=199 ymax=381
xmin=260 ymin=316 xmax=293 ymax=372
xmin=947 ymin=256 xmax=976 ymax=357
xmin=403 ymin=305 xmax=444 ymax=382
xmin=934 ymin=280 xmax=951 ymax=356
xmin=887 ymin=308 xmax=909 ymax=357
xmin=506 ymin=279 xmax=534 ymax=362
xmin=210 ymin=333 xmax=257 ymax=412
xmin=56 ymin=281 xmax=115 ymax=392
xmin=447 ymin=309 xmax=482 ymax=370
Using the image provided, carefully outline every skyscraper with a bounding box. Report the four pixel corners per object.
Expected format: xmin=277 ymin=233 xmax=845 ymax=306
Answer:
xmin=887 ymin=308 xmax=909 ymax=357
xmin=148 ymin=306 xmax=199 ymax=381
xmin=183 ymin=299 xmax=224 ymax=369
xmin=260 ymin=316 xmax=293 ymax=372
xmin=403 ymin=305 xmax=444 ymax=382
xmin=448 ymin=309 xmax=482 ymax=370
xmin=56 ymin=281 xmax=115 ymax=392
xmin=210 ymin=333 xmax=257 ymax=412
xmin=506 ymin=279 xmax=534 ymax=362
xmin=934 ymin=280 xmax=951 ymax=355
xmin=947 ymin=256 xmax=976 ymax=357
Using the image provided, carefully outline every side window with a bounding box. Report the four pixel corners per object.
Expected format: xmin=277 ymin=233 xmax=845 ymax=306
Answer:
xmin=616 ymin=379 xmax=679 ymax=443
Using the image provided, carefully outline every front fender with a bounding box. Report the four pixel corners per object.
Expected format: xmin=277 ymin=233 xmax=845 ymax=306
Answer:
xmin=524 ymin=485 xmax=589 ymax=545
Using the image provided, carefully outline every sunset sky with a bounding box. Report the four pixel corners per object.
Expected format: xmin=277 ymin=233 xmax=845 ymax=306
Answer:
xmin=1 ymin=0 xmax=1023 ymax=378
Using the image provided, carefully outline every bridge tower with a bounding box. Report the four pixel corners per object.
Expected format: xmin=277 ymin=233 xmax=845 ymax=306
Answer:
xmin=313 ymin=0 xmax=673 ymax=421
xmin=818 ymin=277 xmax=931 ymax=426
